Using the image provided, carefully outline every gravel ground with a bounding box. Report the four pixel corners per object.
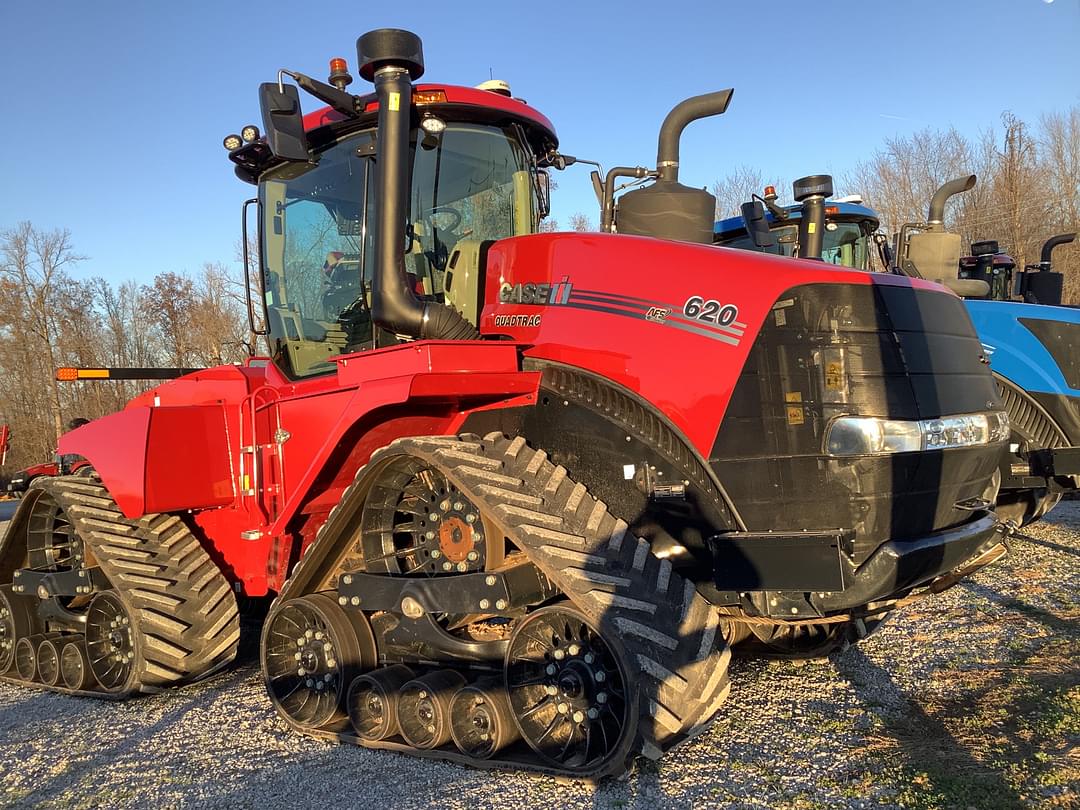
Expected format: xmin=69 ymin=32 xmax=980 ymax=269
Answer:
xmin=0 ymin=506 xmax=1077 ymax=810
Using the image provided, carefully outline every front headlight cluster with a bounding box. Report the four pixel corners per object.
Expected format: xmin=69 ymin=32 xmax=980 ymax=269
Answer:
xmin=826 ymin=411 xmax=1009 ymax=457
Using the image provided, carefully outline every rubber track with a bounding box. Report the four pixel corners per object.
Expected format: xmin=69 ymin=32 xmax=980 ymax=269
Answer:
xmin=281 ymin=433 xmax=732 ymax=776
xmin=2 ymin=477 xmax=239 ymax=695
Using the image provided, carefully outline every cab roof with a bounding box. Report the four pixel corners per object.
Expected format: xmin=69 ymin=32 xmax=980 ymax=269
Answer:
xmin=302 ymin=82 xmax=558 ymax=144
xmin=714 ymin=201 xmax=880 ymax=236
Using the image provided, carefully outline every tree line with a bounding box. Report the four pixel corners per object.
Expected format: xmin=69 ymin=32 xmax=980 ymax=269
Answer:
xmin=1 ymin=104 xmax=1076 ymax=476
xmin=713 ymin=105 xmax=1080 ymax=301
xmin=0 ymin=222 xmax=249 ymax=475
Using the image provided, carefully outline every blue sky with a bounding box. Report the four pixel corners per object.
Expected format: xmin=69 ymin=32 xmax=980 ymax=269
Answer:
xmin=1 ymin=0 xmax=1076 ymax=287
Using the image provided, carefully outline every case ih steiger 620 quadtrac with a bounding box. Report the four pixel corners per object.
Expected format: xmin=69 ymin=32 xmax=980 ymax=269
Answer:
xmin=0 ymin=30 xmax=1012 ymax=777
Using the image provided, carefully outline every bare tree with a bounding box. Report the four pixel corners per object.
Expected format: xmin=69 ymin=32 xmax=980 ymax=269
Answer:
xmin=568 ymin=213 xmax=594 ymax=232
xmin=0 ymin=223 xmax=84 ymax=445
xmin=712 ymin=165 xmax=786 ymax=219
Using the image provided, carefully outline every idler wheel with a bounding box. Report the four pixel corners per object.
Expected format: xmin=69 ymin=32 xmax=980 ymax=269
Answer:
xmin=505 ymin=604 xmax=633 ymax=772
xmin=397 ymin=669 xmax=467 ymax=749
xmin=85 ymin=591 xmax=138 ymax=693
xmin=60 ymin=637 xmax=93 ymax=690
xmin=347 ymin=664 xmax=414 ymax=742
xmin=450 ymin=680 xmax=520 ymax=759
xmin=0 ymin=585 xmax=42 ymax=673
xmin=37 ymin=638 xmax=62 ymax=686
xmin=262 ymin=592 xmax=376 ymax=731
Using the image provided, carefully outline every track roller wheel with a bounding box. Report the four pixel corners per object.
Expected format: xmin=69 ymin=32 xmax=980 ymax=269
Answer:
xmin=15 ymin=636 xmax=42 ymax=681
xmin=450 ymin=680 xmax=520 ymax=759
xmin=85 ymin=591 xmax=140 ymax=693
xmin=0 ymin=585 xmax=42 ymax=673
xmin=397 ymin=670 xmax=467 ymax=749
xmin=60 ymin=637 xmax=93 ymax=690
xmin=347 ymin=664 xmax=414 ymax=742
xmin=505 ymin=604 xmax=633 ymax=773
xmin=262 ymin=593 xmax=376 ymax=730
xmin=37 ymin=638 xmax=62 ymax=686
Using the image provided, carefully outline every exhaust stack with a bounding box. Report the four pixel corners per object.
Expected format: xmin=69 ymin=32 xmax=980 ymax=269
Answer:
xmin=615 ymin=90 xmax=734 ymax=244
xmin=358 ymin=29 xmax=478 ymax=341
xmin=927 ymin=175 xmax=976 ymax=229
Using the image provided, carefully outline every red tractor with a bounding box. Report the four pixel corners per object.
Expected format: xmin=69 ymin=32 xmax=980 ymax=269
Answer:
xmin=0 ymin=30 xmax=1010 ymax=777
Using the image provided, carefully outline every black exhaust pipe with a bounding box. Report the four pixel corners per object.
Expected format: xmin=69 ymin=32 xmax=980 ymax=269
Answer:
xmin=792 ymin=175 xmax=833 ymax=260
xmin=1039 ymin=232 xmax=1076 ymax=266
xmin=358 ymin=29 xmax=478 ymax=341
xmin=656 ymin=90 xmax=733 ymax=182
xmin=927 ymin=175 xmax=976 ymax=226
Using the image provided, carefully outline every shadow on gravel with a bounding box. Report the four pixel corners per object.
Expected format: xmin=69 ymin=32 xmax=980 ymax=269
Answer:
xmin=835 ymin=646 xmax=1026 ymax=810
xmin=960 ymin=579 xmax=1075 ymax=636
xmin=0 ymin=690 xmax=57 ymax=745
xmin=1012 ymin=532 xmax=1079 ymax=559
xmin=1 ymin=670 xmax=250 ymax=810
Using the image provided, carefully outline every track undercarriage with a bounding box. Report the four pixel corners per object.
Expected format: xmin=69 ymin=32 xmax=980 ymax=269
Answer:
xmin=0 ymin=478 xmax=240 ymax=697
xmin=262 ymin=433 xmax=733 ymax=778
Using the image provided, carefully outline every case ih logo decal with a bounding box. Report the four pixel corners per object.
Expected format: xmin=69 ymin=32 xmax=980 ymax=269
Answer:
xmin=499 ymin=278 xmax=573 ymax=305
xmin=494 ymin=279 xmax=745 ymax=347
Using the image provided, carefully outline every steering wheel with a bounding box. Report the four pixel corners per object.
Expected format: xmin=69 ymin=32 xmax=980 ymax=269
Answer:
xmin=421 ymin=206 xmax=464 ymax=273
xmin=425 ymin=205 xmax=463 ymax=233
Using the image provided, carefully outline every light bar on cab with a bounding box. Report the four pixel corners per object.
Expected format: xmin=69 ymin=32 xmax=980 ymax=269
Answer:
xmin=826 ymin=411 xmax=1009 ymax=457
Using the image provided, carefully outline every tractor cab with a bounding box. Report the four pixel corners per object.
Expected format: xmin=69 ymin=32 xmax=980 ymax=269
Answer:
xmin=714 ymin=194 xmax=881 ymax=270
xmin=225 ymin=63 xmax=557 ymax=379
xmin=959 ymin=240 xmax=1017 ymax=301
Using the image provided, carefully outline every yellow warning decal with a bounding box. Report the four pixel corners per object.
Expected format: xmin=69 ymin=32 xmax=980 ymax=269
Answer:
xmin=785 ymin=392 xmax=804 ymax=426
xmin=807 ymin=222 xmax=817 ymax=233
xmin=825 ymin=361 xmax=844 ymax=390
xmin=389 ymin=92 xmax=400 ymax=111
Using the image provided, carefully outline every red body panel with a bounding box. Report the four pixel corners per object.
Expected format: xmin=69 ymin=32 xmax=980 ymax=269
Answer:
xmin=58 ymin=343 xmax=538 ymax=595
xmin=54 ymin=231 xmax=949 ymax=595
xmin=21 ymin=461 xmax=59 ymax=478
xmin=480 ymin=232 xmax=947 ymax=454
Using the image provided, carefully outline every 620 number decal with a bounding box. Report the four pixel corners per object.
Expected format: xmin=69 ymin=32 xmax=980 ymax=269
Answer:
xmin=683 ymin=296 xmax=738 ymax=326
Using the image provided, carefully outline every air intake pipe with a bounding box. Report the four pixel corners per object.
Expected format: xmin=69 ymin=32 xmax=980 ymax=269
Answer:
xmin=358 ymin=29 xmax=479 ymax=341
xmin=792 ymin=175 xmax=833 ymax=260
xmin=927 ymin=175 xmax=976 ymax=229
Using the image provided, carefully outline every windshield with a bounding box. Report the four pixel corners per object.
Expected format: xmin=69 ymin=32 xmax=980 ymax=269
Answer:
xmin=718 ymin=220 xmax=872 ymax=269
xmin=259 ymin=121 xmax=536 ymax=378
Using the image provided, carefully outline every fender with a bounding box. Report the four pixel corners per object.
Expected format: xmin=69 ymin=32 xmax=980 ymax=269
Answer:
xmin=966 ymin=300 xmax=1080 ymax=399
xmin=62 ymin=341 xmax=540 ymax=596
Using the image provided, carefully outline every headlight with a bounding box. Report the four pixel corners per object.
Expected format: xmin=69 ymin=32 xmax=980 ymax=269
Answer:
xmin=826 ymin=410 xmax=1009 ymax=457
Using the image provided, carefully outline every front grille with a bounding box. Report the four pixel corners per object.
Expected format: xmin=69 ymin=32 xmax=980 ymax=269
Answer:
xmin=710 ymin=281 xmax=1002 ymax=563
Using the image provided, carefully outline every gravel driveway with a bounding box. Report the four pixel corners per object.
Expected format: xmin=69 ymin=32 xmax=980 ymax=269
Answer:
xmin=1 ymin=505 xmax=1077 ymax=809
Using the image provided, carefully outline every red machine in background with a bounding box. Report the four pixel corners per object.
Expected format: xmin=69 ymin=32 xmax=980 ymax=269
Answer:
xmin=0 ymin=29 xmax=1010 ymax=778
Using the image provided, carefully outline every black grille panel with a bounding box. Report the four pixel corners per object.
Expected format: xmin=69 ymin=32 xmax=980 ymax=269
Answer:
xmin=711 ymin=282 xmax=1003 ymax=562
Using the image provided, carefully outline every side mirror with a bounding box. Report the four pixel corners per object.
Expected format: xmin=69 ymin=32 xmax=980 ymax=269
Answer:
xmin=740 ymin=200 xmax=777 ymax=252
xmin=536 ymin=169 xmax=552 ymax=220
xmin=259 ymin=83 xmax=311 ymax=162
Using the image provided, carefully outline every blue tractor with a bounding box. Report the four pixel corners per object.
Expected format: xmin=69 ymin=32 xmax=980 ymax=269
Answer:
xmin=714 ymin=175 xmax=1080 ymax=526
